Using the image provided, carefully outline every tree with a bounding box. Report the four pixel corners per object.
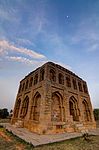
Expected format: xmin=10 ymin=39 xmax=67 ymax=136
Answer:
xmin=93 ymin=109 xmax=99 ymax=120
xmin=0 ymin=108 xmax=9 ymax=119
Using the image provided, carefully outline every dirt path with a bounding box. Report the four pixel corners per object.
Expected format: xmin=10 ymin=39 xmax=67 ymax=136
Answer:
xmin=0 ymin=130 xmax=12 ymax=142
xmin=0 ymin=129 xmax=25 ymax=150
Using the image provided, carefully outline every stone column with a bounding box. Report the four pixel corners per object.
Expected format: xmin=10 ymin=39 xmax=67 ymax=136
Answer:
xmin=88 ymin=96 xmax=95 ymax=122
xmin=64 ymin=90 xmax=70 ymax=122
xmin=77 ymin=94 xmax=83 ymax=122
xmin=43 ymin=82 xmax=52 ymax=128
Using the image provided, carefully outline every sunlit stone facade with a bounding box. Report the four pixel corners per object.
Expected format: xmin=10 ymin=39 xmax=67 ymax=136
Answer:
xmin=11 ymin=62 xmax=96 ymax=134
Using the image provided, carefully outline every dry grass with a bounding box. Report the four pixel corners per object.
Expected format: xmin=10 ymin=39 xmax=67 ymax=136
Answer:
xmin=35 ymin=136 xmax=99 ymax=150
xmin=0 ymin=126 xmax=99 ymax=150
xmin=0 ymin=118 xmax=10 ymax=123
xmin=0 ymin=126 xmax=32 ymax=150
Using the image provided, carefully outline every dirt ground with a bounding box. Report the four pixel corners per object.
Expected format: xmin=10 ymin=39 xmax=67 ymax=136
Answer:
xmin=0 ymin=126 xmax=99 ymax=150
xmin=0 ymin=127 xmax=26 ymax=150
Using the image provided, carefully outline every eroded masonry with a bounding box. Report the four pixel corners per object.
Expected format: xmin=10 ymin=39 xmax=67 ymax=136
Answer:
xmin=11 ymin=62 xmax=96 ymax=134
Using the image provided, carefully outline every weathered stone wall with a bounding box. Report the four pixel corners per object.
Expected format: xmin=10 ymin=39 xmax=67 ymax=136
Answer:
xmin=11 ymin=62 xmax=96 ymax=134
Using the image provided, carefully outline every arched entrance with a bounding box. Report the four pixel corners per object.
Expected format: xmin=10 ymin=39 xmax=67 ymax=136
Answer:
xmin=20 ymin=96 xmax=29 ymax=118
xmin=69 ymin=96 xmax=79 ymax=121
xmin=51 ymin=92 xmax=65 ymax=122
xmin=30 ymin=92 xmax=41 ymax=121
xmin=82 ymin=100 xmax=91 ymax=121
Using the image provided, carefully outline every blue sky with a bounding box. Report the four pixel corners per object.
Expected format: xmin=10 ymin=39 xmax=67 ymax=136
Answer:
xmin=0 ymin=0 xmax=99 ymax=110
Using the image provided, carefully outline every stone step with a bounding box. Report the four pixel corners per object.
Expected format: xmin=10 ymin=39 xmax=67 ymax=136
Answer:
xmin=14 ymin=120 xmax=23 ymax=128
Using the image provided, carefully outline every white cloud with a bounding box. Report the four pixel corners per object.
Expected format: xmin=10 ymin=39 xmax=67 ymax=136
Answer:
xmin=0 ymin=40 xmax=46 ymax=59
xmin=6 ymin=56 xmax=46 ymax=66
xmin=6 ymin=56 xmax=34 ymax=65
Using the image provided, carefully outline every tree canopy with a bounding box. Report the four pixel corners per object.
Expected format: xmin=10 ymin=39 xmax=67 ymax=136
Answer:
xmin=0 ymin=108 xmax=9 ymax=119
xmin=93 ymin=109 xmax=99 ymax=120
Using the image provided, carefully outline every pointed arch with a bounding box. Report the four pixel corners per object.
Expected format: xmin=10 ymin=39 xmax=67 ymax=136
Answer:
xmin=34 ymin=74 xmax=38 ymax=85
xmin=82 ymin=100 xmax=91 ymax=121
xmin=40 ymin=68 xmax=45 ymax=81
xmin=30 ymin=92 xmax=41 ymax=121
xmin=72 ymin=78 xmax=77 ymax=90
xmin=58 ymin=73 xmax=64 ymax=85
xmin=20 ymin=96 xmax=29 ymax=118
xmin=29 ymin=77 xmax=33 ymax=87
xmin=66 ymin=75 xmax=71 ymax=87
xmin=50 ymin=69 xmax=56 ymax=82
xmin=69 ymin=96 xmax=79 ymax=121
xmin=51 ymin=92 xmax=65 ymax=122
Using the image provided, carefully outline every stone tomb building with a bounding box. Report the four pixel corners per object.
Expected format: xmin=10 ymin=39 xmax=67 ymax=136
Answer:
xmin=11 ymin=62 xmax=96 ymax=134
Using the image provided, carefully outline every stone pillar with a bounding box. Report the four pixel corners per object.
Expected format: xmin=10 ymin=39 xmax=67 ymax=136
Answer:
xmin=64 ymin=91 xmax=70 ymax=122
xmin=43 ymin=82 xmax=52 ymax=127
xmin=77 ymin=94 xmax=83 ymax=122
xmin=38 ymin=85 xmax=46 ymax=130
xmin=88 ymin=96 xmax=95 ymax=122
